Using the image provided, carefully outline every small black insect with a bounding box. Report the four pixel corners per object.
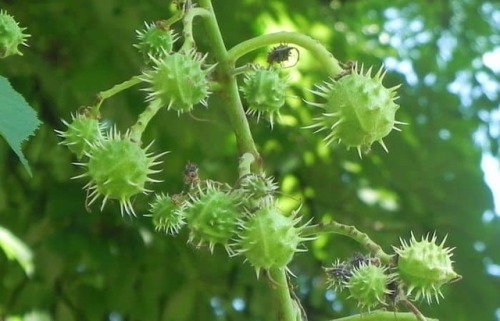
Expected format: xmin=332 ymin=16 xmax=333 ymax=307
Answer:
xmin=334 ymin=60 xmax=356 ymax=80
xmin=183 ymin=162 xmax=199 ymax=186
xmin=347 ymin=252 xmax=367 ymax=268
xmin=267 ymin=44 xmax=300 ymax=67
xmin=386 ymin=278 xmax=405 ymax=306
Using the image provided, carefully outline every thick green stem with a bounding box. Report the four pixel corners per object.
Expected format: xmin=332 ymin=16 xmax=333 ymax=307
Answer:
xmin=195 ymin=5 xmax=294 ymax=321
xmin=228 ymin=32 xmax=343 ymax=77
xmin=303 ymin=222 xmax=393 ymax=264
xmin=269 ymin=268 xmax=300 ymax=321
xmin=197 ymin=0 xmax=261 ymax=166
xmin=238 ymin=152 xmax=255 ymax=178
xmin=331 ymin=310 xmax=437 ymax=321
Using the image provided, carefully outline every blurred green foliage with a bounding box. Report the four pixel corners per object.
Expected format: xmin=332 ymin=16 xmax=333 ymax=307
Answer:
xmin=0 ymin=0 xmax=499 ymax=320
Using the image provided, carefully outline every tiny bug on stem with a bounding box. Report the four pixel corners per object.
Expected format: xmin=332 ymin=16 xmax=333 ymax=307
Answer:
xmin=183 ymin=161 xmax=199 ymax=186
xmin=267 ymin=44 xmax=300 ymax=67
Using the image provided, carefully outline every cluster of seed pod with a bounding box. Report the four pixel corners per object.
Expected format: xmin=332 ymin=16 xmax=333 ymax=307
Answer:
xmin=56 ymin=17 xmax=217 ymax=216
xmin=147 ymin=162 xmax=311 ymax=275
xmin=56 ymin=112 xmax=165 ymax=216
xmin=325 ymin=233 xmax=460 ymax=311
xmin=54 ymin=7 xmax=461 ymax=315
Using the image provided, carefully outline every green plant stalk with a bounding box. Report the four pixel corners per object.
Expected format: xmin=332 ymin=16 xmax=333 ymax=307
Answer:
xmin=93 ymin=75 xmax=142 ymax=112
xmin=180 ymin=7 xmax=210 ymax=52
xmin=331 ymin=310 xmax=437 ymax=321
xmin=197 ymin=0 xmax=261 ymax=166
xmin=238 ymin=152 xmax=255 ymax=178
xmin=401 ymin=299 xmax=430 ymax=321
xmin=232 ymin=63 xmax=256 ymax=77
xmin=269 ymin=268 xmax=300 ymax=321
xmin=129 ymin=101 xmax=164 ymax=142
xmin=164 ymin=6 xmax=184 ymax=26
xmin=227 ymin=32 xmax=343 ymax=77
xmin=196 ymin=1 xmax=294 ymax=320
xmin=303 ymin=222 xmax=392 ymax=264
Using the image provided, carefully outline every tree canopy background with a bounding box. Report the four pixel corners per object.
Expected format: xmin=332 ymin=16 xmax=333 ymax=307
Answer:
xmin=0 ymin=0 xmax=499 ymax=320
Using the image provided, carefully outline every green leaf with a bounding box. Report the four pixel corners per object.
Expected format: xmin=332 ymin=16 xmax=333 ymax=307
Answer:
xmin=0 ymin=225 xmax=34 ymax=277
xmin=0 ymin=75 xmax=42 ymax=176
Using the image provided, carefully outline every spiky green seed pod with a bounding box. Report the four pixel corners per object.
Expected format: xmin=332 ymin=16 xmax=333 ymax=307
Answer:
xmin=347 ymin=264 xmax=394 ymax=309
xmin=236 ymin=206 xmax=306 ymax=274
xmin=241 ymin=67 xmax=288 ymax=128
xmin=324 ymin=259 xmax=352 ymax=291
xmin=149 ymin=193 xmax=185 ymax=235
xmin=56 ymin=113 xmax=104 ymax=159
xmin=237 ymin=173 xmax=277 ymax=209
xmin=134 ymin=21 xmax=177 ymax=63
xmin=76 ymin=128 xmax=165 ymax=216
xmin=141 ymin=50 xmax=213 ymax=114
xmin=308 ymin=64 xmax=405 ymax=156
xmin=394 ymin=233 xmax=461 ymax=303
xmin=182 ymin=183 xmax=240 ymax=252
xmin=0 ymin=10 xmax=29 ymax=58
